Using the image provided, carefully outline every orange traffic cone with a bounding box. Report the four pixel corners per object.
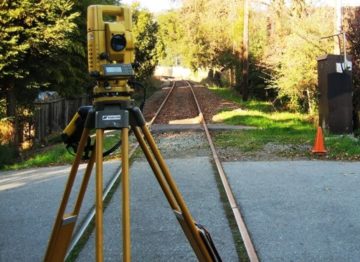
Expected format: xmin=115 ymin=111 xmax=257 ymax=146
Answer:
xmin=312 ymin=126 xmax=327 ymax=154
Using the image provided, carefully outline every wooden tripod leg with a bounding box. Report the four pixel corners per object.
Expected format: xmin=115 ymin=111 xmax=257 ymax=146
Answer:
xmin=121 ymin=127 xmax=131 ymax=262
xmin=95 ymin=129 xmax=104 ymax=262
xmin=137 ymin=125 xmax=213 ymax=262
xmin=73 ymin=148 xmax=96 ymax=215
xmin=44 ymin=128 xmax=91 ymax=262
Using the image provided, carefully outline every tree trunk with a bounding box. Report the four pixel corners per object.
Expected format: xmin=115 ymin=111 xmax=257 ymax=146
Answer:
xmin=334 ymin=0 xmax=342 ymax=54
xmin=229 ymin=67 xmax=235 ymax=87
xmin=306 ymin=88 xmax=315 ymax=115
xmin=5 ymin=80 xmax=19 ymax=147
xmin=242 ymin=0 xmax=249 ymax=101
xmin=6 ymin=82 xmax=15 ymax=118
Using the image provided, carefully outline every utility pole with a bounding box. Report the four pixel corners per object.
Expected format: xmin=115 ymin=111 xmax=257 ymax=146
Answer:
xmin=334 ymin=0 xmax=342 ymax=54
xmin=242 ymin=0 xmax=249 ymax=101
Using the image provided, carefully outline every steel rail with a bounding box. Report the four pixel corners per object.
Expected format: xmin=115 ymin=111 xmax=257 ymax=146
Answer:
xmin=148 ymin=80 xmax=176 ymax=126
xmin=186 ymin=81 xmax=259 ymax=262
xmin=65 ymin=81 xmax=176 ymax=259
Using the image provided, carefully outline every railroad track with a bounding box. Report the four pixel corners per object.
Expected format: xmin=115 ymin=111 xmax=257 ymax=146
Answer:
xmin=151 ymin=80 xmax=258 ymax=262
xmin=66 ymin=80 xmax=258 ymax=261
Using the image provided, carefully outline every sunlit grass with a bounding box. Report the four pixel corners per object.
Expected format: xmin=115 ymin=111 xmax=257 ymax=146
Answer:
xmin=3 ymin=144 xmax=73 ymax=170
xmin=209 ymin=86 xmax=275 ymax=112
xmin=213 ymin=108 xmax=311 ymax=130
xmin=209 ymin=86 xmax=360 ymax=159
xmin=2 ymin=131 xmax=121 ymax=171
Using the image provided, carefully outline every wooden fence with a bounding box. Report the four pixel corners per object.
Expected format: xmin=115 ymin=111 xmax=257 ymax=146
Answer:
xmin=34 ymin=96 xmax=89 ymax=143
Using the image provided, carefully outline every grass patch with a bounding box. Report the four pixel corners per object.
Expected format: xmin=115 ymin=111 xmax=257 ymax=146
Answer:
xmin=2 ymin=131 xmax=122 ymax=171
xmin=3 ymin=144 xmax=73 ymax=170
xmin=326 ymin=135 xmax=360 ymax=160
xmin=213 ymin=106 xmax=313 ymax=153
xmin=215 ymin=128 xmax=313 ymax=153
xmin=209 ymin=86 xmax=275 ymax=112
xmin=209 ymin=86 xmax=360 ymax=160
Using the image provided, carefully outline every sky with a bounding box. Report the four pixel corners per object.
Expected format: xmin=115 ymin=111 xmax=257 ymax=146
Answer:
xmin=328 ymin=0 xmax=360 ymax=6
xmin=121 ymin=0 xmax=360 ymax=13
xmin=343 ymin=0 xmax=360 ymax=6
xmin=121 ymin=0 xmax=181 ymax=13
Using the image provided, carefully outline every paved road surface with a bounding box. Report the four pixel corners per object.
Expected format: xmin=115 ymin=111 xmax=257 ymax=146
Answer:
xmin=2 ymin=159 xmax=360 ymax=261
xmin=224 ymin=160 xmax=360 ymax=262
xmin=76 ymin=157 xmax=239 ymax=261
xmin=0 ymin=161 xmax=119 ymax=261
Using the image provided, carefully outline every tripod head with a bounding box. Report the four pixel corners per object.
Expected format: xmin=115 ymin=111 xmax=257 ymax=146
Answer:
xmin=87 ymin=5 xmax=135 ymax=105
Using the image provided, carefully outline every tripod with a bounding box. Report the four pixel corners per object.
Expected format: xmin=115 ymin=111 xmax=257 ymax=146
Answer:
xmin=44 ymin=100 xmax=221 ymax=262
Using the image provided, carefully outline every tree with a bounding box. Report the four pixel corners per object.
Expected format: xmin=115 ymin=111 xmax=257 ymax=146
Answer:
xmin=241 ymin=0 xmax=249 ymax=100
xmin=156 ymin=0 xmax=337 ymax=111
xmin=131 ymin=5 xmax=160 ymax=81
xmin=157 ymin=11 xmax=184 ymax=66
xmin=170 ymin=0 xmax=243 ymax=71
xmin=0 ymin=0 xmax=80 ymax=145
xmin=291 ymin=0 xmax=306 ymax=18
xmin=265 ymin=2 xmax=333 ymax=112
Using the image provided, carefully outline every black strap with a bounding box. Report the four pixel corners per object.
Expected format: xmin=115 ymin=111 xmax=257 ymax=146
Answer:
xmin=196 ymin=223 xmax=222 ymax=262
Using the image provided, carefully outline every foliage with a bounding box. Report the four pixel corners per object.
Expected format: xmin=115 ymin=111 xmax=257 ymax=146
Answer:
xmin=5 ymin=144 xmax=74 ymax=170
xmin=157 ymin=0 xmax=243 ymax=71
xmin=209 ymin=85 xmax=276 ymax=112
xmin=0 ymin=0 xmax=83 ymax=99
xmin=157 ymin=1 xmax=343 ymax=113
xmin=132 ymin=5 xmax=160 ymax=81
xmin=0 ymin=0 xmax=83 ymax=150
xmin=0 ymin=1 xmax=79 ymax=79
xmin=266 ymin=2 xmax=334 ymax=113
xmin=156 ymin=11 xmax=184 ymax=66
xmin=0 ymin=119 xmax=15 ymax=144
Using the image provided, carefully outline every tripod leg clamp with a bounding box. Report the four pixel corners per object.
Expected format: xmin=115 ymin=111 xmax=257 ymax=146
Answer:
xmin=129 ymin=107 xmax=146 ymax=127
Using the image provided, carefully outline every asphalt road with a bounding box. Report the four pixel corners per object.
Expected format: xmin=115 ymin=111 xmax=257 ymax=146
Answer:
xmin=76 ymin=157 xmax=239 ymax=261
xmin=0 ymin=161 xmax=119 ymax=261
xmin=2 ymin=158 xmax=360 ymax=261
xmin=224 ymin=160 xmax=360 ymax=262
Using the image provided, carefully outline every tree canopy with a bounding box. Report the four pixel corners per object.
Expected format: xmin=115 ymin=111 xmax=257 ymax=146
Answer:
xmin=156 ymin=0 xmax=340 ymax=112
xmin=132 ymin=4 xmax=160 ymax=81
